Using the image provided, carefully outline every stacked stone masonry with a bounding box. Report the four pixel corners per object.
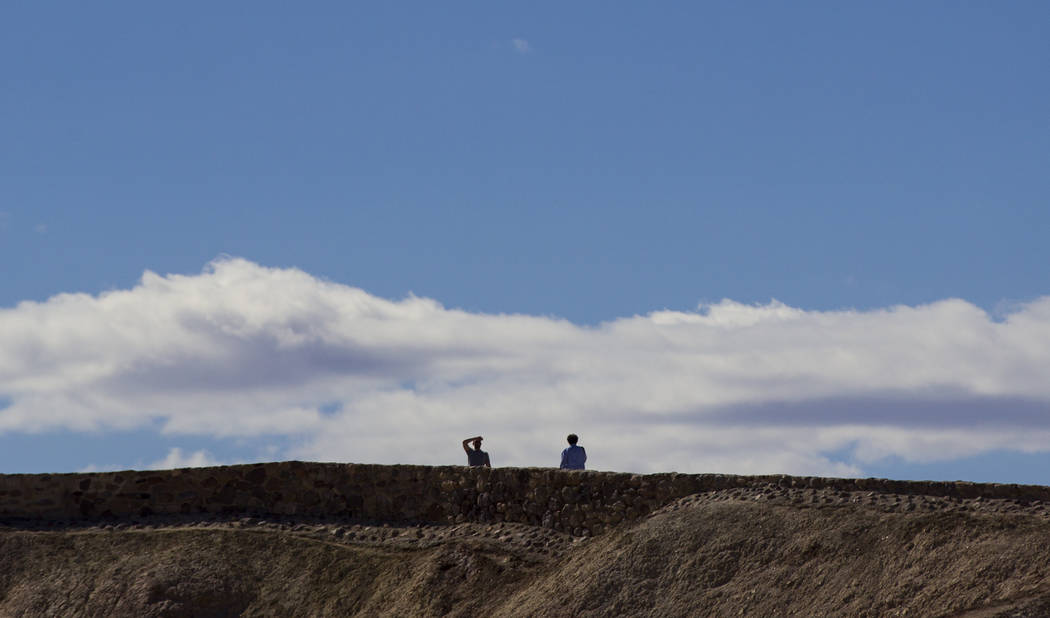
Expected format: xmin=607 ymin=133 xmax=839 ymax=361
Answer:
xmin=2 ymin=462 xmax=1050 ymax=537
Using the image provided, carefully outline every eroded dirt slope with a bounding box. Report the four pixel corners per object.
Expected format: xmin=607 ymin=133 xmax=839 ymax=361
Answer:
xmin=4 ymin=485 xmax=1050 ymax=617
xmin=508 ymin=489 xmax=1050 ymax=616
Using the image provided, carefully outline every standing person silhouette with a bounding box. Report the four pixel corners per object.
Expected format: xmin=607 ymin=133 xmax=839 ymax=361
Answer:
xmin=560 ymin=434 xmax=587 ymax=470
xmin=462 ymin=435 xmax=491 ymax=467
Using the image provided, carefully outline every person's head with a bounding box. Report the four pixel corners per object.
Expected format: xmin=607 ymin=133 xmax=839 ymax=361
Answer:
xmin=472 ymin=437 xmax=483 ymax=450
xmin=567 ymin=433 xmax=578 ymax=445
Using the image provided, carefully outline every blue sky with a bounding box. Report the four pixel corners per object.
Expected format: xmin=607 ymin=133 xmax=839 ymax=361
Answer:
xmin=2 ymin=3 xmax=1049 ymax=482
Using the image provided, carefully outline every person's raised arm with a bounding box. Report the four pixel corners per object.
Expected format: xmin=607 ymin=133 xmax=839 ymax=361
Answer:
xmin=462 ymin=436 xmax=482 ymax=454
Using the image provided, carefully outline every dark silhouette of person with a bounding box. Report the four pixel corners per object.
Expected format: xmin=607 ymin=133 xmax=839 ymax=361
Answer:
xmin=462 ymin=435 xmax=491 ymax=467
xmin=560 ymin=433 xmax=586 ymax=470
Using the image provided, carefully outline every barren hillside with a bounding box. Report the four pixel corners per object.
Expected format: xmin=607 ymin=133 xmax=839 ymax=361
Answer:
xmin=4 ymin=478 xmax=1050 ymax=616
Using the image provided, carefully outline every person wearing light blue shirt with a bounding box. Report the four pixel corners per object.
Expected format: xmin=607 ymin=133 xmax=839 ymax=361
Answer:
xmin=560 ymin=433 xmax=587 ymax=470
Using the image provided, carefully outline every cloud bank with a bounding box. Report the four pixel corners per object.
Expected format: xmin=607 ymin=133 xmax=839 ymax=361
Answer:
xmin=149 ymin=447 xmax=225 ymax=470
xmin=2 ymin=257 xmax=1049 ymax=475
xmin=512 ymin=38 xmax=532 ymax=54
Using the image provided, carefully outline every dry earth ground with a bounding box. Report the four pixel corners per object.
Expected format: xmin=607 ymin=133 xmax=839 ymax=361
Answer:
xmin=3 ymin=485 xmax=1050 ymax=616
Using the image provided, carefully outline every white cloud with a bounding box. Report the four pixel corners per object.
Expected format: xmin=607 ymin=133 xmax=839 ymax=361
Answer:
xmin=149 ymin=447 xmax=224 ymax=469
xmin=79 ymin=463 xmax=120 ymax=473
xmin=512 ymin=38 xmax=532 ymax=54
xmin=79 ymin=447 xmax=228 ymax=473
xmin=2 ymin=257 xmax=1050 ymax=476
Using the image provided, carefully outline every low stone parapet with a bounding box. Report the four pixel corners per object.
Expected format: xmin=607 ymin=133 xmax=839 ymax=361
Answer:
xmin=1 ymin=462 xmax=1047 ymax=536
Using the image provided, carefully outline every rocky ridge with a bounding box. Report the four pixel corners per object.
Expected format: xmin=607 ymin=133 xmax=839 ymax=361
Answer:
xmin=5 ymin=467 xmax=1050 ymax=616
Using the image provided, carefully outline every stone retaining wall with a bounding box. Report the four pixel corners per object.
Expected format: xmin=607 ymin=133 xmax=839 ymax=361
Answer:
xmin=2 ymin=462 xmax=1049 ymax=536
